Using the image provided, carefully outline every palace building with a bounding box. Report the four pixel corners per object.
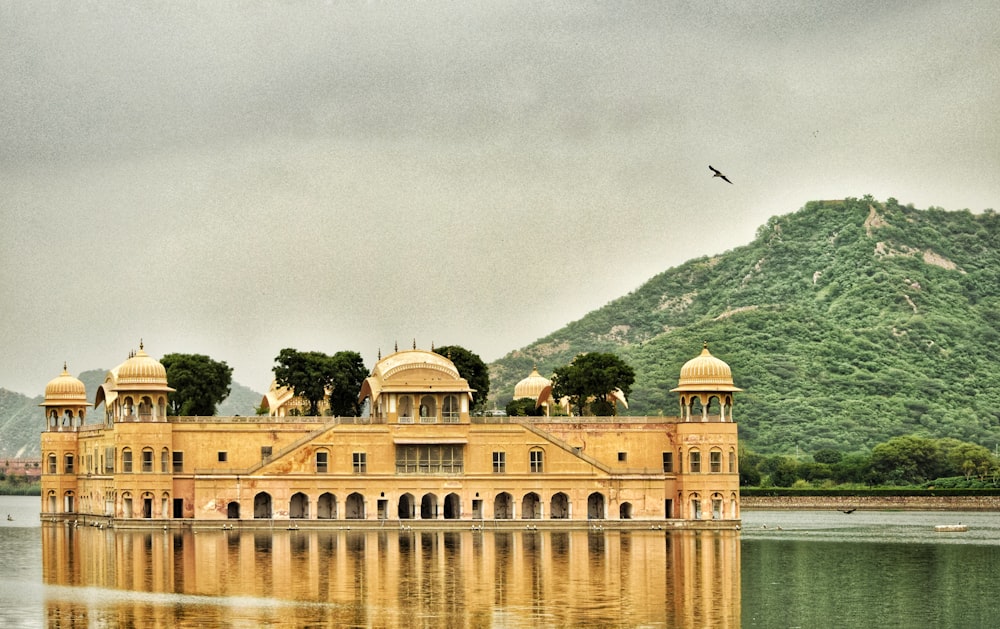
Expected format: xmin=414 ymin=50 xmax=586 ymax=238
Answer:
xmin=40 ymin=343 xmax=741 ymax=527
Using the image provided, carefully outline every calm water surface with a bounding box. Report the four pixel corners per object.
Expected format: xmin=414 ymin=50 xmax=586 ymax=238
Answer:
xmin=3 ymin=496 xmax=999 ymax=628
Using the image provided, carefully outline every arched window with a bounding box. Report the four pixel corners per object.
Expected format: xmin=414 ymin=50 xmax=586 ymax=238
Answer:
xmin=317 ymin=493 xmax=336 ymax=519
xmin=688 ymin=449 xmax=701 ymax=473
xmin=442 ymin=395 xmax=459 ymax=423
xmin=398 ymin=396 xmax=413 ymax=423
xmin=729 ymin=449 xmax=737 ymax=473
xmin=522 ymin=492 xmax=541 ymax=519
xmin=419 ymin=395 xmax=437 ymax=423
xmin=550 ymin=492 xmax=570 ymax=519
xmin=122 ymin=448 xmax=133 ymax=473
xmin=141 ymin=448 xmax=154 ymax=473
xmin=47 ymin=453 xmax=57 ymax=475
xmin=529 ymin=448 xmax=544 ymax=473
xmin=64 ymin=454 xmax=74 ymax=474
xmin=161 ymin=448 xmax=170 ymax=473
xmin=290 ymin=492 xmax=309 ymax=519
xmin=710 ymin=449 xmax=722 ymax=473
xmin=139 ymin=396 xmax=153 ymax=420
xmin=254 ymin=492 xmax=272 ymax=519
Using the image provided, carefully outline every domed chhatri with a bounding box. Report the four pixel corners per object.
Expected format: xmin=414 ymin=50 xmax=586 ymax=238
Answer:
xmin=40 ymin=364 xmax=90 ymax=429
xmin=42 ymin=342 xmax=741 ymax=526
xmin=44 ymin=364 xmax=88 ymax=401
xmin=93 ymin=342 xmax=175 ymax=424
xmin=116 ymin=342 xmax=170 ymax=389
xmin=673 ymin=343 xmax=742 ymax=392
xmin=671 ymin=343 xmax=742 ymax=422
xmin=514 ymin=366 xmax=551 ymax=401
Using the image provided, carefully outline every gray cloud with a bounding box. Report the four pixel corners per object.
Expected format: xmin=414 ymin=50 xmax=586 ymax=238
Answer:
xmin=3 ymin=1 xmax=998 ymax=395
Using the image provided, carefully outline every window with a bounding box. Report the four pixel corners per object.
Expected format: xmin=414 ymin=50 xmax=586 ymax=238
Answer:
xmin=442 ymin=395 xmax=459 ymax=423
xmin=689 ymin=450 xmax=701 ymax=473
xmin=316 ymin=451 xmax=328 ymax=473
xmin=353 ymin=452 xmax=367 ymax=474
xmin=729 ymin=451 xmax=737 ymax=473
xmin=261 ymin=446 xmax=273 ymax=460
xmin=618 ymin=452 xmax=628 ymax=463
xmin=161 ymin=449 xmax=169 ymax=473
xmin=142 ymin=449 xmax=153 ymax=473
xmin=48 ymin=454 xmax=57 ymax=475
xmin=218 ymin=451 xmax=228 ymax=463
xmin=710 ymin=450 xmax=722 ymax=473
xmin=105 ymin=448 xmax=115 ymax=473
xmin=398 ymin=396 xmax=414 ymax=423
xmin=662 ymin=452 xmax=673 ymax=473
xmin=493 ymin=451 xmax=506 ymax=474
xmin=394 ymin=446 xmax=464 ymax=474
xmin=529 ymin=449 xmax=544 ymax=474
xmin=123 ymin=449 xmax=133 ymax=473
xmin=172 ymin=451 xmax=184 ymax=473
xmin=64 ymin=454 xmax=74 ymax=474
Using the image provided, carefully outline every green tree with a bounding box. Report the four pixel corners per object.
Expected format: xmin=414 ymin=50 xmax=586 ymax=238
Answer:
xmin=161 ymin=353 xmax=233 ymax=416
xmin=813 ymin=449 xmax=843 ymax=465
xmin=551 ymin=352 xmax=636 ymax=416
xmin=505 ymin=397 xmax=544 ymax=417
xmin=871 ymin=435 xmax=943 ymax=485
xmin=327 ymin=351 xmax=369 ymax=417
xmin=434 ymin=345 xmax=490 ymax=412
xmin=937 ymin=438 xmax=995 ymax=480
xmin=273 ymin=349 xmax=336 ymax=416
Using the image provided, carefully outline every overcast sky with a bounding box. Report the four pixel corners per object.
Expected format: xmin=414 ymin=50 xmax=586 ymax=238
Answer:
xmin=3 ymin=1 xmax=999 ymax=397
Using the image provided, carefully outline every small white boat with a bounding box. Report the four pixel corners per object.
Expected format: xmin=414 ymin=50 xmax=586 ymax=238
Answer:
xmin=934 ymin=524 xmax=968 ymax=532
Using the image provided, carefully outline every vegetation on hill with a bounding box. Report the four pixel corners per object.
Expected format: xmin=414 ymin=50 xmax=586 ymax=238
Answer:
xmin=489 ymin=196 xmax=1000 ymax=455
xmin=741 ymin=434 xmax=998 ymax=489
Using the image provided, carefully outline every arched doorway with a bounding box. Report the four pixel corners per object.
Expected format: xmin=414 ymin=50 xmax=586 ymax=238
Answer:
xmin=398 ymin=493 xmax=415 ymax=519
xmin=587 ymin=492 xmax=605 ymax=519
xmin=227 ymin=501 xmax=240 ymax=519
xmin=494 ymin=492 xmax=513 ymax=519
xmin=522 ymin=492 xmax=541 ymax=519
xmin=420 ymin=493 xmax=438 ymax=519
xmin=619 ymin=502 xmax=632 ymax=519
xmin=550 ymin=492 xmax=570 ymax=519
xmin=318 ymin=493 xmax=336 ymax=519
xmin=290 ymin=492 xmax=309 ymax=519
xmin=254 ymin=492 xmax=272 ymax=519
xmin=443 ymin=493 xmax=461 ymax=519
xmin=345 ymin=492 xmax=365 ymax=519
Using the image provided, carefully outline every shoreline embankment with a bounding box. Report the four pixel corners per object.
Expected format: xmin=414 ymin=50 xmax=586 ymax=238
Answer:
xmin=742 ymin=494 xmax=1000 ymax=511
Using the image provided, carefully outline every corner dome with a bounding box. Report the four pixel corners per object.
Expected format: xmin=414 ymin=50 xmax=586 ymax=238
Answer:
xmin=514 ymin=367 xmax=551 ymax=400
xmin=671 ymin=344 xmax=743 ymax=392
xmin=43 ymin=365 xmax=88 ymax=405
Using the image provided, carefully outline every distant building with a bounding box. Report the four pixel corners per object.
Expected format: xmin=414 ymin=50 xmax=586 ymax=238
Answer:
xmin=40 ymin=343 xmax=741 ymax=526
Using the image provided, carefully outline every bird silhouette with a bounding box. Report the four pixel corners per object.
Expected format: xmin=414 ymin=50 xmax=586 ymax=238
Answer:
xmin=841 ymin=508 xmax=856 ymax=514
xmin=709 ymin=165 xmax=733 ymax=184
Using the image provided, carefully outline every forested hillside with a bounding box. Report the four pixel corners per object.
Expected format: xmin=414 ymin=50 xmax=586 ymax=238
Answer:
xmin=489 ymin=197 xmax=1000 ymax=455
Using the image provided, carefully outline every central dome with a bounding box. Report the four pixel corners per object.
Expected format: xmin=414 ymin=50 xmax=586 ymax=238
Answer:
xmin=116 ymin=345 xmax=169 ymax=388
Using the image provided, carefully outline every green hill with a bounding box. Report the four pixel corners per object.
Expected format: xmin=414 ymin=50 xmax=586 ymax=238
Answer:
xmin=488 ymin=196 xmax=1000 ymax=455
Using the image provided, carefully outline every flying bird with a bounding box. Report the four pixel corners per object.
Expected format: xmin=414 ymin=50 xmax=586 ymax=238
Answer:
xmin=841 ymin=508 xmax=856 ymax=514
xmin=709 ymin=165 xmax=733 ymax=184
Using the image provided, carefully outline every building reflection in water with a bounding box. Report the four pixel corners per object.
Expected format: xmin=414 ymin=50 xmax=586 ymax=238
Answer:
xmin=42 ymin=524 xmax=740 ymax=628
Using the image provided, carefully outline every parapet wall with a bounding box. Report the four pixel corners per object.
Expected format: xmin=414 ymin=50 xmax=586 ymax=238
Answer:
xmin=742 ymin=494 xmax=1000 ymax=511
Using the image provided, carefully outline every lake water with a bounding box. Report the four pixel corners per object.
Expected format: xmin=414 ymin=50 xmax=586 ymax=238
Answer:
xmin=2 ymin=495 xmax=999 ymax=628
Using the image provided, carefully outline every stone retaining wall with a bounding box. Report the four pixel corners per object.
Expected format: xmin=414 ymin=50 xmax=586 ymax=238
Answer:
xmin=742 ymin=495 xmax=1000 ymax=511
